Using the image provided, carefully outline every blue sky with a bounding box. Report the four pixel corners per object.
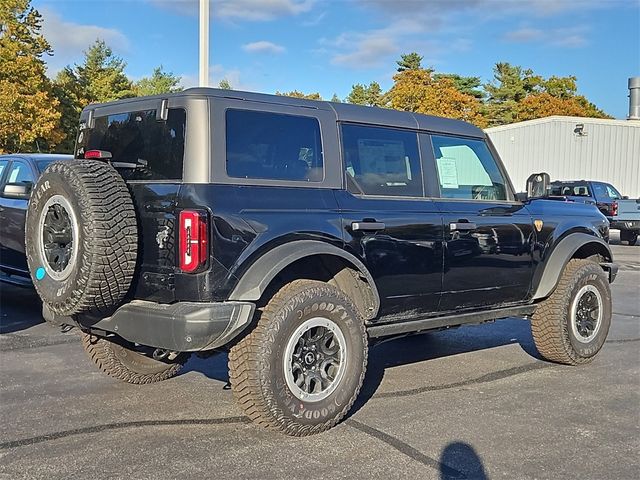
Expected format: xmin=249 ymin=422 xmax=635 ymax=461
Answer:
xmin=35 ymin=0 xmax=640 ymax=118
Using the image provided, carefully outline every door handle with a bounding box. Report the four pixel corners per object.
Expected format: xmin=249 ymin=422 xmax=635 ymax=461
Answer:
xmin=351 ymin=221 xmax=386 ymax=232
xmin=450 ymin=222 xmax=477 ymax=231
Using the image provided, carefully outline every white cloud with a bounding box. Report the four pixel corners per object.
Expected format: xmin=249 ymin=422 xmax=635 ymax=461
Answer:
xmin=504 ymin=25 xmax=589 ymax=48
xmin=504 ymin=27 xmax=545 ymax=43
xmin=41 ymin=7 xmax=129 ymax=75
xmin=242 ymin=41 xmax=286 ymax=54
xmin=360 ymin=0 xmax=605 ymax=19
xmin=331 ymin=35 xmax=397 ymax=68
xmin=149 ymin=0 xmax=314 ymax=21
xmin=325 ymin=18 xmax=443 ymax=69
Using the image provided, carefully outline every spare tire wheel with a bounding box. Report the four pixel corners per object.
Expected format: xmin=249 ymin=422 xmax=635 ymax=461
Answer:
xmin=25 ymin=160 xmax=138 ymax=317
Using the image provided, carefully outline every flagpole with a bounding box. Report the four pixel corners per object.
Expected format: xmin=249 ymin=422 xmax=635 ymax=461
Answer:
xmin=199 ymin=0 xmax=210 ymax=87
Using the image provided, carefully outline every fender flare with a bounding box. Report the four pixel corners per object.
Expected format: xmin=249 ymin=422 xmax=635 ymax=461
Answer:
xmin=532 ymin=232 xmax=612 ymax=300
xmin=228 ymin=240 xmax=380 ymax=318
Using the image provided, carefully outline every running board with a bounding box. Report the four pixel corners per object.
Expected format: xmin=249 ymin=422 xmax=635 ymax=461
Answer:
xmin=0 ymin=271 xmax=32 ymax=288
xmin=367 ymin=304 xmax=536 ymax=339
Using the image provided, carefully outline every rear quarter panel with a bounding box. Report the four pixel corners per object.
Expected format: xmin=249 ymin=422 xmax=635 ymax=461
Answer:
xmin=176 ymin=184 xmax=343 ymax=302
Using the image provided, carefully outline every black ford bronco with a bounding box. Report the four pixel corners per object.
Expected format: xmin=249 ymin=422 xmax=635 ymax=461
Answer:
xmin=26 ymin=89 xmax=617 ymax=436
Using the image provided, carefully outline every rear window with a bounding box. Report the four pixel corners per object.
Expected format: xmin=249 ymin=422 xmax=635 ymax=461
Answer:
xmin=78 ymin=108 xmax=186 ymax=181
xmin=225 ymin=109 xmax=324 ymax=182
xmin=550 ymin=184 xmax=591 ymax=197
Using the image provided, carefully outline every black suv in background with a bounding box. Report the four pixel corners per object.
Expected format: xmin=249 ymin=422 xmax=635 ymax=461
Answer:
xmin=0 ymin=154 xmax=72 ymax=283
xmin=550 ymin=180 xmax=640 ymax=245
xmin=25 ymin=89 xmax=616 ymax=436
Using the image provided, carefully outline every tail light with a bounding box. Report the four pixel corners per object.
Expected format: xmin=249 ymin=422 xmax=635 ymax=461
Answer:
xmin=179 ymin=210 xmax=208 ymax=273
xmin=611 ymin=201 xmax=618 ymax=216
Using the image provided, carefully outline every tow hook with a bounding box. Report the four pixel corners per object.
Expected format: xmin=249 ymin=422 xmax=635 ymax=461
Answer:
xmin=152 ymin=349 xmax=179 ymax=361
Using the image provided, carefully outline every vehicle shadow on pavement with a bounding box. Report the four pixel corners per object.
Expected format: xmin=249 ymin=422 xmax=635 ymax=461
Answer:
xmin=181 ymin=317 xmax=543 ymax=402
xmin=350 ymin=317 xmax=541 ymax=415
xmin=0 ymin=284 xmax=44 ymax=334
xmin=439 ymin=442 xmax=488 ymax=480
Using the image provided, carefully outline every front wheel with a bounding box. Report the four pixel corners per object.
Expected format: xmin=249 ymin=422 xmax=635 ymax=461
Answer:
xmin=228 ymin=280 xmax=367 ymax=436
xmin=531 ymin=259 xmax=612 ymax=365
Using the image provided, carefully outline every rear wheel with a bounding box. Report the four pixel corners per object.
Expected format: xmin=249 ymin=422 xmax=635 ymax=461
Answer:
xmin=228 ymin=280 xmax=367 ymax=436
xmin=531 ymin=259 xmax=611 ymax=365
xmin=81 ymin=333 xmax=187 ymax=384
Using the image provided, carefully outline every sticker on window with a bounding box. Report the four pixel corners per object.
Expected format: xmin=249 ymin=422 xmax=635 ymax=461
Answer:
xmin=437 ymin=157 xmax=459 ymax=189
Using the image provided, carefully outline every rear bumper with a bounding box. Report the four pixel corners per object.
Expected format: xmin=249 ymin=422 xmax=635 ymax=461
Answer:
xmin=610 ymin=220 xmax=640 ymax=231
xmin=83 ymin=300 xmax=255 ymax=352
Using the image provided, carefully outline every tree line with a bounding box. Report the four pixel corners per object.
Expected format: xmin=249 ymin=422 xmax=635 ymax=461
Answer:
xmin=0 ymin=0 xmax=611 ymax=154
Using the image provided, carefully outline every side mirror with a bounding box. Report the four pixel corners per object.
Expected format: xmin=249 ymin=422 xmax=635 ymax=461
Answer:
xmin=2 ymin=182 xmax=32 ymax=199
xmin=622 ymin=195 xmax=629 ymax=200
xmin=526 ymin=173 xmax=550 ymax=200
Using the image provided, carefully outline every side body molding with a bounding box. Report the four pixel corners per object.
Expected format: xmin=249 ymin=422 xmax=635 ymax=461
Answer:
xmin=228 ymin=240 xmax=381 ymax=318
xmin=532 ymin=232 xmax=612 ymax=300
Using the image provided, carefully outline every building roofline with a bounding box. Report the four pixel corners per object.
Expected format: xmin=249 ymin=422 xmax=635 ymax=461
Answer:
xmin=486 ymin=115 xmax=640 ymax=132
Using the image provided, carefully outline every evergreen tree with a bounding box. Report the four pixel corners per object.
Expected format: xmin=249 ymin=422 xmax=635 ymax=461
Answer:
xmin=396 ymin=52 xmax=424 ymax=72
xmin=135 ymin=66 xmax=182 ymax=96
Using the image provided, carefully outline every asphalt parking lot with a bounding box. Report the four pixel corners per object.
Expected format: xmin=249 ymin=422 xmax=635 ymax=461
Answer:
xmin=1 ymin=238 xmax=638 ymax=480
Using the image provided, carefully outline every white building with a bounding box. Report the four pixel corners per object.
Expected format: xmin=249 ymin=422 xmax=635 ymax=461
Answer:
xmin=487 ymin=116 xmax=640 ymax=198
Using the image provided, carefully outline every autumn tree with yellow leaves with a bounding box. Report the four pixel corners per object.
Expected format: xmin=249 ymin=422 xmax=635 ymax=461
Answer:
xmin=0 ymin=0 xmax=63 ymax=153
xmin=388 ymin=65 xmax=487 ymax=128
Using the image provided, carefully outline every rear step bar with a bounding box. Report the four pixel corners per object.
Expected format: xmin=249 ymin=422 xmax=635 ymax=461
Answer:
xmin=367 ymin=304 xmax=536 ymax=338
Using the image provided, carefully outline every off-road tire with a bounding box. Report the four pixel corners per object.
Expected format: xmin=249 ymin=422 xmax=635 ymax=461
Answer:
xmin=228 ymin=280 xmax=367 ymax=436
xmin=81 ymin=333 xmax=185 ymax=384
xmin=620 ymin=229 xmax=638 ymax=246
xmin=25 ymin=160 xmax=137 ymax=317
xmin=531 ymin=259 xmax=611 ymax=365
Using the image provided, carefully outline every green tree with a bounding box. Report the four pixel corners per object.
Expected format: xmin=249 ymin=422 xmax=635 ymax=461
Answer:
xmin=52 ymin=40 xmax=135 ymax=151
xmin=275 ymin=90 xmax=322 ymax=100
xmin=218 ymin=79 xmax=232 ymax=90
xmin=433 ymin=73 xmax=484 ymax=99
xmin=0 ymin=0 xmax=63 ymax=153
xmin=396 ymin=52 xmax=423 ymax=72
xmin=52 ymin=67 xmax=87 ymax=152
xmin=75 ymin=40 xmax=134 ymax=102
xmin=135 ymin=66 xmax=181 ymax=96
xmin=346 ymin=82 xmax=385 ymax=107
xmin=330 ymin=93 xmax=341 ymax=103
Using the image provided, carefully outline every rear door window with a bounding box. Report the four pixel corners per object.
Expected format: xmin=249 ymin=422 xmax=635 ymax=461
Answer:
xmin=6 ymin=160 xmax=34 ymax=185
xmin=79 ymin=108 xmax=186 ymax=181
xmin=341 ymin=124 xmax=423 ymax=197
xmin=431 ymin=135 xmax=508 ymax=201
xmin=225 ymin=109 xmax=324 ymax=182
xmin=592 ymin=182 xmax=621 ymax=200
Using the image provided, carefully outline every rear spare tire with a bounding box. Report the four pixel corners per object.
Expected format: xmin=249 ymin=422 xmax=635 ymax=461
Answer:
xmin=25 ymin=160 xmax=137 ymax=317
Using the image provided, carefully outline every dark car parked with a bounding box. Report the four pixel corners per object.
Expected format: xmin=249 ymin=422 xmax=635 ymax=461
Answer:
xmin=0 ymin=154 xmax=72 ymax=283
xmin=550 ymin=180 xmax=640 ymax=245
xmin=25 ymin=89 xmax=616 ymax=436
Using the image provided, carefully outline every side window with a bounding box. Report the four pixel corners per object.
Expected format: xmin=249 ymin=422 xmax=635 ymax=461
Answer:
xmin=6 ymin=160 xmax=34 ymax=185
xmin=226 ymin=109 xmax=323 ymax=182
xmin=341 ymin=124 xmax=423 ymax=197
xmin=79 ymin=108 xmax=186 ymax=181
xmin=431 ymin=135 xmax=508 ymax=201
xmin=0 ymin=160 xmax=8 ymax=183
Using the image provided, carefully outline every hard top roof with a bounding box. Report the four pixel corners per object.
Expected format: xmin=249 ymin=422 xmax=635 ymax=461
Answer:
xmin=83 ymin=87 xmax=485 ymax=138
